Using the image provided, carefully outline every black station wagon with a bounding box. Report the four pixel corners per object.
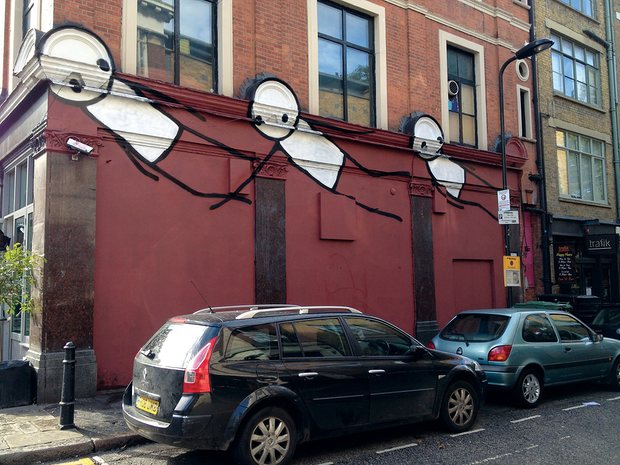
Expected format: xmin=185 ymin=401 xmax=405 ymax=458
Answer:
xmin=123 ymin=305 xmax=487 ymax=465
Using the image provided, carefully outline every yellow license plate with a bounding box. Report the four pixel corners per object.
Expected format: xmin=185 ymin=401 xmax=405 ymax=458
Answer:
xmin=136 ymin=395 xmax=159 ymax=415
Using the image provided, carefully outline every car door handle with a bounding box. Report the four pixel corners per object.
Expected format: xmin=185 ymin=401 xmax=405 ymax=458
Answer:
xmin=298 ymin=372 xmax=319 ymax=379
xmin=368 ymin=369 xmax=386 ymax=375
xmin=564 ymin=347 xmax=572 ymax=352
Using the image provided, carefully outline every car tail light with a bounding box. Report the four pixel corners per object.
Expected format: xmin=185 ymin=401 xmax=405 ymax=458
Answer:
xmin=426 ymin=341 xmax=436 ymax=350
xmin=183 ymin=337 xmax=218 ymax=394
xmin=488 ymin=345 xmax=512 ymax=362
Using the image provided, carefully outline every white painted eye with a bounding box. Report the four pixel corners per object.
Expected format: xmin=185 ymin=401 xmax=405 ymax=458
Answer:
xmin=39 ymin=27 xmax=113 ymax=103
xmin=412 ymin=115 xmax=444 ymax=159
xmin=251 ymin=80 xmax=299 ymax=139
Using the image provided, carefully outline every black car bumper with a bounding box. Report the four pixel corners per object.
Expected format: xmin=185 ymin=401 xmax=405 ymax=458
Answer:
xmin=122 ymin=384 xmax=229 ymax=450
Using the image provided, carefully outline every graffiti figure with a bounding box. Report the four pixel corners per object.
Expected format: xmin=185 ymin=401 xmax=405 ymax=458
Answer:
xmin=402 ymin=113 xmax=497 ymax=220
xmin=211 ymin=78 xmax=411 ymax=221
xmin=27 ymin=25 xmax=253 ymax=205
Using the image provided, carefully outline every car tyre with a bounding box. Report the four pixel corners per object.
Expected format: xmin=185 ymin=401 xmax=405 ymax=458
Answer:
xmin=514 ymin=368 xmax=542 ymax=408
xmin=440 ymin=380 xmax=479 ymax=433
xmin=232 ymin=406 xmax=297 ymax=465
xmin=609 ymin=357 xmax=620 ymax=390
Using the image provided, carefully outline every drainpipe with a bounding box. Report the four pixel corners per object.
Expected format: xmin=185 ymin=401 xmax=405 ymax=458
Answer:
xmin=583 ymin=9 xmax=620 ymax=221
xmin=529 ymin=1 xmax=552 ymax=294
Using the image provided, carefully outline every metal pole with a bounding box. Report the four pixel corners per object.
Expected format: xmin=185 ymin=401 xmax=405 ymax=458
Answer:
xmin=499 ymin=56 xmax=517 ymax=307
xmin=59 ymin=341 xmax=76 ymax=430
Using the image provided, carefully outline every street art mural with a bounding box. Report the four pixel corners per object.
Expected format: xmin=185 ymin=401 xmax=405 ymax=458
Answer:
xmin=401 ymin=113 xmax=498 ymax=220
xmin=17 ymin=25 xmax=498 ymax=223
xmin=22 ymin=25 xmax=410 ymax=221
xmin=214 ymin=77 xmax=411 ymax=220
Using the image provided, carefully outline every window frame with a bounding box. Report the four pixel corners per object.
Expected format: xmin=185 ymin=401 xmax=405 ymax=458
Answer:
xmin=557 ymin=0 xmax=596 ymax=18
xmin=517 ymin=85 xmax=532 ymax=139
xmin=439 ymin=31 xmax=488 ymax=150
xmin=551 ymin=33 xmax=601 ymax=106
xmin=308 ymin=0 xmax=387 ymax=129
xmin=122 ymin=0 xmax=233 ymax=97
xmin=447 ymin=45 xmax=478 ymax=147
xmin=1 ymin=154 xmax=35 ymax=348
xmin=556 ymin=129 xmax=607 ymax=204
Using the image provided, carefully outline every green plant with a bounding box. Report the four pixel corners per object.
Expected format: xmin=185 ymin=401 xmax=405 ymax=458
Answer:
xmin=0 ymin=243 xmax=42 ymax=315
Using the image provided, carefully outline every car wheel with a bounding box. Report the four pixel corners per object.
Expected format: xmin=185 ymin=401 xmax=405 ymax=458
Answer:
xmin=440 ymin=380 xmax=479 ymax=433
xmin=232 ymin=406 xmax=297 ymax=465
xmin=609 ymin=357 xmax=620 ymax=390
xmin=514 ymin=369 xmax=542 ymax=408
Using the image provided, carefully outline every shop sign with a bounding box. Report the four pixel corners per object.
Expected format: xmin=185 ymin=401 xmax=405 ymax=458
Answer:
xmin=555 ymin=245 xmax=575 ymax=283
xmin=585 ymin=234 xmax=617 ymax=255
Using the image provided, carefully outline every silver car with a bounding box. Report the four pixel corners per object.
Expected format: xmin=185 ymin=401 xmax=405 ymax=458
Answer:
xmin=429 ymin=308 xmax=620 ymax=407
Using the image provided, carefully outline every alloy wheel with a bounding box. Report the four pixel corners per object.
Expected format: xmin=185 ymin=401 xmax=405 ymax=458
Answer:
xmin=249 ymin=415 xmax=291 ymax=465
xmin=522 ymin=373 xmax=541 ymax=404
xmin=447 ymin=386 xmax=475 ymax=427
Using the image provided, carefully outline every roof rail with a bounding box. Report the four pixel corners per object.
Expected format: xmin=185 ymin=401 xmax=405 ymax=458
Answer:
xmin=193 ymin=304 xmax=297 ymax=315
xmin=235 ymin=306 xmax=362 ymax=319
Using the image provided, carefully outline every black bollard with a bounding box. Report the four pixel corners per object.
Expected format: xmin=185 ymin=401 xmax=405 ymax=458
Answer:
xmin=59 ymin=341 xmax=76 ymax=430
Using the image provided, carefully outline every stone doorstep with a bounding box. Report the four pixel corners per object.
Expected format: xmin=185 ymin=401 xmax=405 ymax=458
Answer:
xmin=5 ymin=429 xmax=84 ymax=448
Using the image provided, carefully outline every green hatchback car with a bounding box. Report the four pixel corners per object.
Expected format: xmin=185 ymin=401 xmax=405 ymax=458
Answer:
xmin=429 ymin=308 xmax=620 ymax=407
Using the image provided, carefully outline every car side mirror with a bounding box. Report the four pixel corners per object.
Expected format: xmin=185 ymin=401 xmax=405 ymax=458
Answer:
xmin=592 ymin=333 xmax=603 ymax=343
xmin=408 ymin=345 xmax=426 ymax=359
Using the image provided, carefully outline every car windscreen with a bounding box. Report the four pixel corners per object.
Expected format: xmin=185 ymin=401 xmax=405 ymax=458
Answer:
xmin=139 ymin=322 xmax=218 ymax=369
xmin=440 ymin=313 xmax=510 ymax=343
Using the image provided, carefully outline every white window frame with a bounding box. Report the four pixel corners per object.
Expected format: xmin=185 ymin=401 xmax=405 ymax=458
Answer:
xmin=517 ymin=85 xmax=532 ymax=139
xmin=556 ymin=129 xmax=607 ymax=204
xmin=121 ymin=0 xmax=233 ymax=97
xmin=307 ymin=0 xmax=387 ymax=130
xmin=439 ymin=30 xmax=488 ymax=150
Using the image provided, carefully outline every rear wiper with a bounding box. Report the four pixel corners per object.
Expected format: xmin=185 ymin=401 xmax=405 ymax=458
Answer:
xmin=140 ymin=348 xmax=155 ymax=359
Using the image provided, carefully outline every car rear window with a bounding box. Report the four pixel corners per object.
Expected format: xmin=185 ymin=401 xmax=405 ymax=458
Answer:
xmin=593 ymin=308 xmax=620 ymax=325
xmin=140 ymin=322 xmax=217 ymax=368
xmin=440 ymin=314 xmax=510 ymax=342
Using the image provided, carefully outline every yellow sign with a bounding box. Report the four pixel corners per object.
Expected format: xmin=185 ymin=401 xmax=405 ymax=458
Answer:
xmin=503 ymin=255 xmax=521 ymax=287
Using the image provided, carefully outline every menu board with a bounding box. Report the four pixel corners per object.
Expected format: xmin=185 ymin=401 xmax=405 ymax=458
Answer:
xmin=555 ymin=245 xmax=575 ymax=283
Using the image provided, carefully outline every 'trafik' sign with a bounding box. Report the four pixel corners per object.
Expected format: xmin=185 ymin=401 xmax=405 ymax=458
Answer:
xmin=586 ymin=235 xmax=617 ymax=254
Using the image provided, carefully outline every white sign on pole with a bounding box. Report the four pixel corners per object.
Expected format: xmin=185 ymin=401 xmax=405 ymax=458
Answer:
xmin=497 ymin=189 xmax=510 ymax=212
xmin=499 ymin=210 xmax=519 ymax=225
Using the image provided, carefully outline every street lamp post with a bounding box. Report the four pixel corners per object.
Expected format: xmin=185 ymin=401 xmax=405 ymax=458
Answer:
xmin=499 ymin=38 xmax=553 ymax=307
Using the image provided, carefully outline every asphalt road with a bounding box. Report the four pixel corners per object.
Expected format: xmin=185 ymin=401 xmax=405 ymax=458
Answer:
xmin=50 ymin=383 xmax=620 ymax=465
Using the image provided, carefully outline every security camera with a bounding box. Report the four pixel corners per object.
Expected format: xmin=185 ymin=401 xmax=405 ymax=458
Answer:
xmin=66 ymin=138 xmax=93 ymax=155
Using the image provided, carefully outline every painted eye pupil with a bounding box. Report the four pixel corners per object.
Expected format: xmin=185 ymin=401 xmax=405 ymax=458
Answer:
xmin=97 ymin=59 xmax=110 ymax=72
xmin=282 ymin=114 xmax=289 ymax=123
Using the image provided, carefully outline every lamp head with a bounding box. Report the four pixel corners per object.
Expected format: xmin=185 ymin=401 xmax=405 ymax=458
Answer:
xmin=515 ymin=38 xmax=554 ymax=60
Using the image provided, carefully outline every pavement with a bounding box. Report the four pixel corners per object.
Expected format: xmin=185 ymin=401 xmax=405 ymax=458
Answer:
xmin=0 ymin=389 xmax=149 ymax=465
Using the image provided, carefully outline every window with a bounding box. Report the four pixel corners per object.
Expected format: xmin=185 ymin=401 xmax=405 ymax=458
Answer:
xmin=440 ymin=313 xmax=510 ymax=343
xmin=518 ymin=87 xmax=532 ymax=139
xmin=447 ymin=47 xmax=477 ymax=146
xmin=280 ymin=318 xmax=351 ymax=358
xmin=522 ymin=315 xmax=558 ymax=343
xmin=556 ymin=130 xmax=606 ymax=203
xmin=224 ymin=324 xmax=279 ymax=361
xmin=557 ymin=0 xmax=595 ymax=17
xmin=551 ymin=34 xmax=600 ymax=105
xmin=1 ymin=155 xmax=35 ymax=344
xmin=136 ymin=0 xmax=217 ymax=92
xmin=344 ymin=317 xmax=413 ymax=356
xmin=550 ymin=314 xmax=592 ymax=342
xmin=317 ymin=1 xmax=375 ymax=126
xmin=22 ymin=0 xmax=35 ymax=38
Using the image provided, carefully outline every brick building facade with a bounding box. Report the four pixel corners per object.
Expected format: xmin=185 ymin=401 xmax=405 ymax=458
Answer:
xmin=1 ymin=0 xmax=543 ymax=402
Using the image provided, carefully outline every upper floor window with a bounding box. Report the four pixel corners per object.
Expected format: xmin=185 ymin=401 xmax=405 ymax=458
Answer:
xmin=551 ymin=34 xmax=600 ymax=106
xmin=136 ymin=0 xmax=217 ymax=92
xmin=22 ymin=0 xmax=35 ymax=38
xmin=317 ymin=0 xmax=375 ymax=127
xmin=556 ymin=130 xmax=606 ymax=203
xmin=557 ymin=0 xmax=595 ymax=17
xmin=447 ymin=46 xmax=477 ymax=147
